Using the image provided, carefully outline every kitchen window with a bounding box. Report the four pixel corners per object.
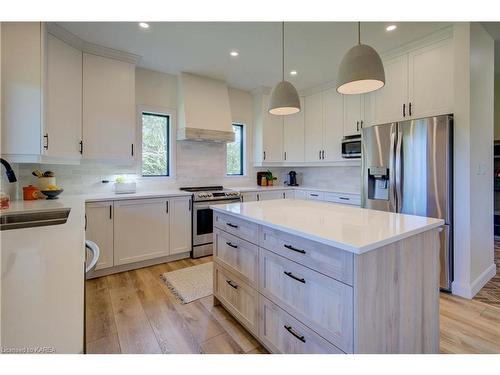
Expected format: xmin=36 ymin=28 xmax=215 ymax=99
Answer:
xmin=226 ymin=124 xmax=244 ymax=176
xmin=141 ymin=112 xmax=170 ymax=177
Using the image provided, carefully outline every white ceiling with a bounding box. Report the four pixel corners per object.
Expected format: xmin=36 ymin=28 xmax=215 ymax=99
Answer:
xmin=59 ymin=22 xmax=453 ymax=91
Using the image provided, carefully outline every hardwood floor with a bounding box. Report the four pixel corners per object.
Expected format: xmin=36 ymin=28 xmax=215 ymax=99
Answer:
xmin=86 ymin=256 xmax=500 ymax=354
xmin=473 ymin=241 xmax=500 ymax=308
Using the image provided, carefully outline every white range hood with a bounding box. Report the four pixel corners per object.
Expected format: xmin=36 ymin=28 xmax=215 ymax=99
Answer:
xmin=177 ymin=72 xmax=235 ymax=142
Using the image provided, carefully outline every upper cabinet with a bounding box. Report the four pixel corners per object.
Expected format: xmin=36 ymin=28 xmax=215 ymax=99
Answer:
xmin=364 ymin=36 xmax=453 ymax=126
xmin=343 ymin=94 xmax=364 ymax=137
xmin=46 ymin=33 xmax=83 ymax=160
xmin=283 ymin=97 xmax=305 ymax=162
xmin=253 ymin=92 xmax=284 ymax=164
xmin=304 ymin=92 xmax=324 ymax=162
xmin=82 ymin=53 xmax=136 ymax=162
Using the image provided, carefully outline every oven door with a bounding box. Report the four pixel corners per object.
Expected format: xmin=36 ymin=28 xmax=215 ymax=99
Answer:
xmin=193 ymin=199 xmax=240 ymax=246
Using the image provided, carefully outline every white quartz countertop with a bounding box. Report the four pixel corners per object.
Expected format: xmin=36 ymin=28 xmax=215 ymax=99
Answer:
xmin=210 ymin=199 xmax=444 ymax=254
xmin=231 ymin=186 xmax=360 ymax=195
xmin=83 ymin=190 xmax=192 ymax=202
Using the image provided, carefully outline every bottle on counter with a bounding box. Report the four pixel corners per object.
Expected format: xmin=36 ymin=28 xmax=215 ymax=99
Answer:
xmin=0 ymin=192 xmax=10 ymax=209
xmin=261 ymin=176 xmax=267 ymax=186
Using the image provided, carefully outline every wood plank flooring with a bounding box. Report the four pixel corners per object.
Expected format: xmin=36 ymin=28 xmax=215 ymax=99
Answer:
xmin=473 ymin=241 xmax=500 ymax=308
xmin=86 ymin=256 xmax=500 ymax=354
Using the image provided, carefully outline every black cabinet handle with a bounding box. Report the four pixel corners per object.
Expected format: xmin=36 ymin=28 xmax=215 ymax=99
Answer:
xmin=188 ymin=199 xmax=191 ymax=211
xmin=322 ymin=150 xmax=325 ymax=159
xmin=226 ymin=241 xmax=238 ymax=249
xmin=339 ymin=197 xmax=349 ymax=200
xmin=284 ymin=325 xmax=306 ymax=343
xmin=284 ymin=271 xmax=306 ymax=284
xmin=43 ymin=133 xmax=49 ymax=150
xmin=310 ymin=193 xmax=319 ymax=197
xmin=284 ymin=151 xmax=287 ymax=160
xmin=403 ymin=103 xmax=406 ymax=117
xmin=318 ymin=150 xmax=321 ymax=160
xmin=263 ymin=151 xmax=266 ymax=160
xmin=409 ymin=102 xmax=412 ymax=116
xmin=85 ymin=214 xmax=87 ymax=231
xmin=109 ymin=205 xmax=112 ymax=219
xmin=131 ymin=144 xmax=134 ymax=156
xmin=166 ymin=201 xmax=169 ymax=213
xmin=226 ymin=280 xmax=238 ymax=289
xmin=356 ymin=121 xmax=359 ymax=132
xmin=360 ymin=120 xmax=364 ymax=129
xmin=79 ymin=140 xmax=83 ymax=154
xmin=226 ymin=222 xmax=238 ymax=229
xmin=257 ymin=194 xmax=260 ymax=201
xmin=284 ymin=244 xmax=306 ymax=254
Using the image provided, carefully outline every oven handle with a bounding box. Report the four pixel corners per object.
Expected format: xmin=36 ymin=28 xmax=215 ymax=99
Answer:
xmin=193 ymin=199 xmax=240 ymax=210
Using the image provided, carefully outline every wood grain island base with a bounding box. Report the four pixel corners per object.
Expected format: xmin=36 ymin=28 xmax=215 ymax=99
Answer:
xmin=210 ymin=199 xmax=443 ymax=354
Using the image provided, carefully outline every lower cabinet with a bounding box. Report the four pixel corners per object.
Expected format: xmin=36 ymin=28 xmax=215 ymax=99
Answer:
xmin=259 ymin=295 xmax=344 ymax=354
xmin=85 ymin=201 xmax=114 ymax=270
xmin=85 ymin=196 xmax=191 ymax=274
xmin=240 ymin=190 xmax=290 ymax=202
xmin=213 ymin=262 xmax=259 ymax=335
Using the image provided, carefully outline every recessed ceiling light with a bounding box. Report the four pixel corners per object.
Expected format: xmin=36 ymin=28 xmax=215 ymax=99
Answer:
xmin=290 ymin=70 xmax=298 ymax=76
xmin=229 ymin=50 xmax=239 ymax=57
xmin=139 ymin=22 xmax=150 ymax=29
xmin=386 ymin=24 xmax=397 ymax=32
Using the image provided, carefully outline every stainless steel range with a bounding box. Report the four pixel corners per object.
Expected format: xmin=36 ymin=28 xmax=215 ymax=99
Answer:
xmin=180 ymin=186 xmax=241 ymax=258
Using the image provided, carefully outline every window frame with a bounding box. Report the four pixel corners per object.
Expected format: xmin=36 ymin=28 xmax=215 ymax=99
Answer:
xmin=226 ymin=123 xmax=245 ymax=176
xmin=136 ymin=106 xmax=176 ymax=179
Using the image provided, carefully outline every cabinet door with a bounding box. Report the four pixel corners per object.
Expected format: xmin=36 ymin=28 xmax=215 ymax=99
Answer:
xmin=45 ymin=34 xmax=82 ymax=159
xmin=364 ymin=54 xmax=408 ymax=126
xmin=343 ymin=94 xmax=363 ymax=136
xmin=284 ymin=190 xmax=295 ymax=199
xmin=85 ymin=201 xmax=114 ymax=270
xmin=323 ymin=88 xmax=344 ymax=162
xmin=259 ymin=191 xmax=286 ymax=201
xmin=114 ymin=198 xmax=170 ymax=266
xmin=241 ymin=192 xmax=258 ymax=202
xmin=408 ymin=38 xmax=453 ymax=119
xmin=169 ymin=196 xmax=192 ymax=255
xmin=283 ymin=97 xmax=305 ymax=162
xmin=304 ymin=92 xmax=324 ymax=162
xmin=262 ymin=94 xmax=284 ymax=162
xmin=83 ymin=53 xmax=135 ymax=162
xmin=1 ymin=22 xmax=42 ymax=156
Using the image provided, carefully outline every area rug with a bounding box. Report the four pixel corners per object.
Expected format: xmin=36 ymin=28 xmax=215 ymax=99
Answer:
xmin=160 ymin=262 xmax=213 ymax=304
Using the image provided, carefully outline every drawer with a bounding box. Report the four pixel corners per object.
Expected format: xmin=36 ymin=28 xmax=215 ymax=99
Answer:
xmin=259 ymin=248 xmax=353 ymax=353
xmin=324 ymin=192 xmax=361 ymax=206
xmin=259 ymin=295 xmax=344 ymax=354
xmin=303 ymin=190 xmax=325 ymax=201
xmin=213 ymin=262 xmax=259 ymax=335
xmin=214 ymin=227 xmax=259 ymax=287
xmin=213 ymin=211 xmax=259 ymax=244
xmin=259 ymin=226 xmax=353 ymax=285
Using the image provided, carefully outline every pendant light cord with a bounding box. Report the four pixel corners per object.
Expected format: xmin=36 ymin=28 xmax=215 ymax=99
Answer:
xmin=358 ymin=21 xmax=361 ymax=45
xmin=282 ymin=22 xmax=285 ymax=81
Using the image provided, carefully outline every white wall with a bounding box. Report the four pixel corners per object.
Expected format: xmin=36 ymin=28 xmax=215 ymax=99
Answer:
xmin=452 ymin=22 xmax=496 ymax=298
xmin=495 ymin=72 xmax=500 ymax=140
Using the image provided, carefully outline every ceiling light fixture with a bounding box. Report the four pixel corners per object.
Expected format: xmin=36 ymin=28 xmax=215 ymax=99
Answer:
xmin=337 ymin=22 xmax=385 ymax=95
xmin=229 ymin=50 xmax=239 ymax=57
xmin=139 ymin=22 xmax=150 ymax=29
xmin=290 ymin=70 xmax=298 ymax=76
xmin=268 ymin=22 xmax=301 ymax=116
xmin=386 ymin=24 xmax=397 ymax=32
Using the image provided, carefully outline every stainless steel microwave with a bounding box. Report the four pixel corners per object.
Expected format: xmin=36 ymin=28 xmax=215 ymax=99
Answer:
xmin=342 ymin=135 xmax=361 ymax=158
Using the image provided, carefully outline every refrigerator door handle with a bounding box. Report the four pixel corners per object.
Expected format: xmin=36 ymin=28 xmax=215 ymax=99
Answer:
xmin=389 ymin=129 xmax=397 ymax=211
xmin=395 ymin=127 xmax=403 ymax=212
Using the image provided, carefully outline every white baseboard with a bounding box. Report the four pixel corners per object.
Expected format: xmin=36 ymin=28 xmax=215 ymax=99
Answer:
xmin=452 ymin=263 xmax=497 ymax=299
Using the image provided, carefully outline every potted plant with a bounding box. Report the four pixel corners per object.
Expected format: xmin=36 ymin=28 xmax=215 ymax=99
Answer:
xmin=266 ymin=170 xmax=277 ymax=186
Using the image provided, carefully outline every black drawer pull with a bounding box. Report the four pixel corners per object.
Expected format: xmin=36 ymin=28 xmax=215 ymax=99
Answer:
xmin=226 ymin=280 xmax=238 ymax=289
xmin=226 ymin=241 xmax=238 ymax=249
xmin=339 ymin=197 xmax=349 ymax=200
xmin=226 ymin=222 xmax=239 ymax=229
xmin=284 ymin=244 xmax=306 ymax=254
xmin=284 ymin=271 xmax=306 ymax=284
xmin=284 ymin=325 xmax=306 ymax=343
xmin=310 ymin=193 xmax=319 ymax=197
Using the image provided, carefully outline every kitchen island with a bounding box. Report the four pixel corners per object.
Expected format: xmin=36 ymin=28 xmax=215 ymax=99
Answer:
xmin=210 ymin=199 xmax=444 ymax=354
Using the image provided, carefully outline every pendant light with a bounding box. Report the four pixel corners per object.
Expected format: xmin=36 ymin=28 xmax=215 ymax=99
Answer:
xmin=337 ymin=22 xmax=385 ymax=95
xmin=268 ymin=22 xmax=301 ymax=115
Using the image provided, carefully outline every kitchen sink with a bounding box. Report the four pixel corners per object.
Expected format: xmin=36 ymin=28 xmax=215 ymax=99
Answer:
xmin=0 ymin=208 xmax=71 ymax=231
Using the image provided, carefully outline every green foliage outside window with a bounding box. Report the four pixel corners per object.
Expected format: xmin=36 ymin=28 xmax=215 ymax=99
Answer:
xmin=142 ymin=112 xmax=169 ymax=176
xmin=227 ymin=124 xmax=243 ymax=175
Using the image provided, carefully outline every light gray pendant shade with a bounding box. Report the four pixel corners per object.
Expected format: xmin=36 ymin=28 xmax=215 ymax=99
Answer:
xmin=269 ymin=22 xmax=301 ymax=115
xmin=337 ymin=23 xmax=385 ymax=95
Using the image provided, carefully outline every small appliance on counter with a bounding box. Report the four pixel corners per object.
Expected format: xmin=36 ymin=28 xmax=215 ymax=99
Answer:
xmin=287 ymin=170 xmax=299 ymax=186
xmin=342 ymin=135 xmax=362 ymax=158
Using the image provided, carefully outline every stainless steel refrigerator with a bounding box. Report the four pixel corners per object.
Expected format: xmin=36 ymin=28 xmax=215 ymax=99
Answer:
xmin=361 ymin=114 xmax=453 ymax=291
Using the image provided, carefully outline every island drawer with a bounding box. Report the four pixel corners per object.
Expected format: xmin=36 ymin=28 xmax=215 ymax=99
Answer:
xmin=259 ymin=248 xmax=353 ymax=353
xmin=213 ymin=212 xmax=259 ymax=244
xmin=259 ymin=226 xmax=353 ymax=285
xmin=259 ymin=295 xmax=344 ymax=354
xmin=214 ymin=227 xmax=259 ymax=287
xmin=213 ymin=262 xmax=259 ymax=335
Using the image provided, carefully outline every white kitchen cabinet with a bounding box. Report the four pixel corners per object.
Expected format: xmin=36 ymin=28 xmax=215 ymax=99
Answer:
xmin=304 ymin=92 xmax=324 ymax=162
xmin=258 ymin=190 xmax=286 ymax=201
xmin=113 ymin=198 xmax=170 ymax=266
xmin=241 ymin=192 xmax=258 ymax=202
xmin=283 ymin=97 xmax=305 ymax=162
xmin=253 ymin=92 xmax=285 ymax=163
xmin=1 ymin=22 xmax=43 ymax=159
xmin=45 ymin=33 xmax=82 ymax=160
xmin=284 ymin=190 xmax=295 ymax=199
xmin=169 ymin=196 xmax=192 ymax=255
xmin=323 ymin=88 xmax=344 ymax=162
xmin=83 ymin=53 xmax=136 ymax=162
xmin=408 ymin=38 xmax=453 ymax=119
xmin=85 ymin=201 xmax=114 ymax=270
xmin=343 ymin=94 xmax=364 ymax=136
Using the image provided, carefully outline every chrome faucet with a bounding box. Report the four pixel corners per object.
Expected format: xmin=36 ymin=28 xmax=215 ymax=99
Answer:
xmin=0 ymin=158 xmax=17 ymax=183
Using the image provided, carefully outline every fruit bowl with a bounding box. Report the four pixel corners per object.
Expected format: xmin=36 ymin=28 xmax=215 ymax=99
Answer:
xmin=41 ymin=189 xmax=64 ymax=200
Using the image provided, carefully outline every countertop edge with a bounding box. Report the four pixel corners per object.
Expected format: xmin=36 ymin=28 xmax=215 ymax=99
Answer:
xmin=210 ymin=205 xmax=444 ymax=255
